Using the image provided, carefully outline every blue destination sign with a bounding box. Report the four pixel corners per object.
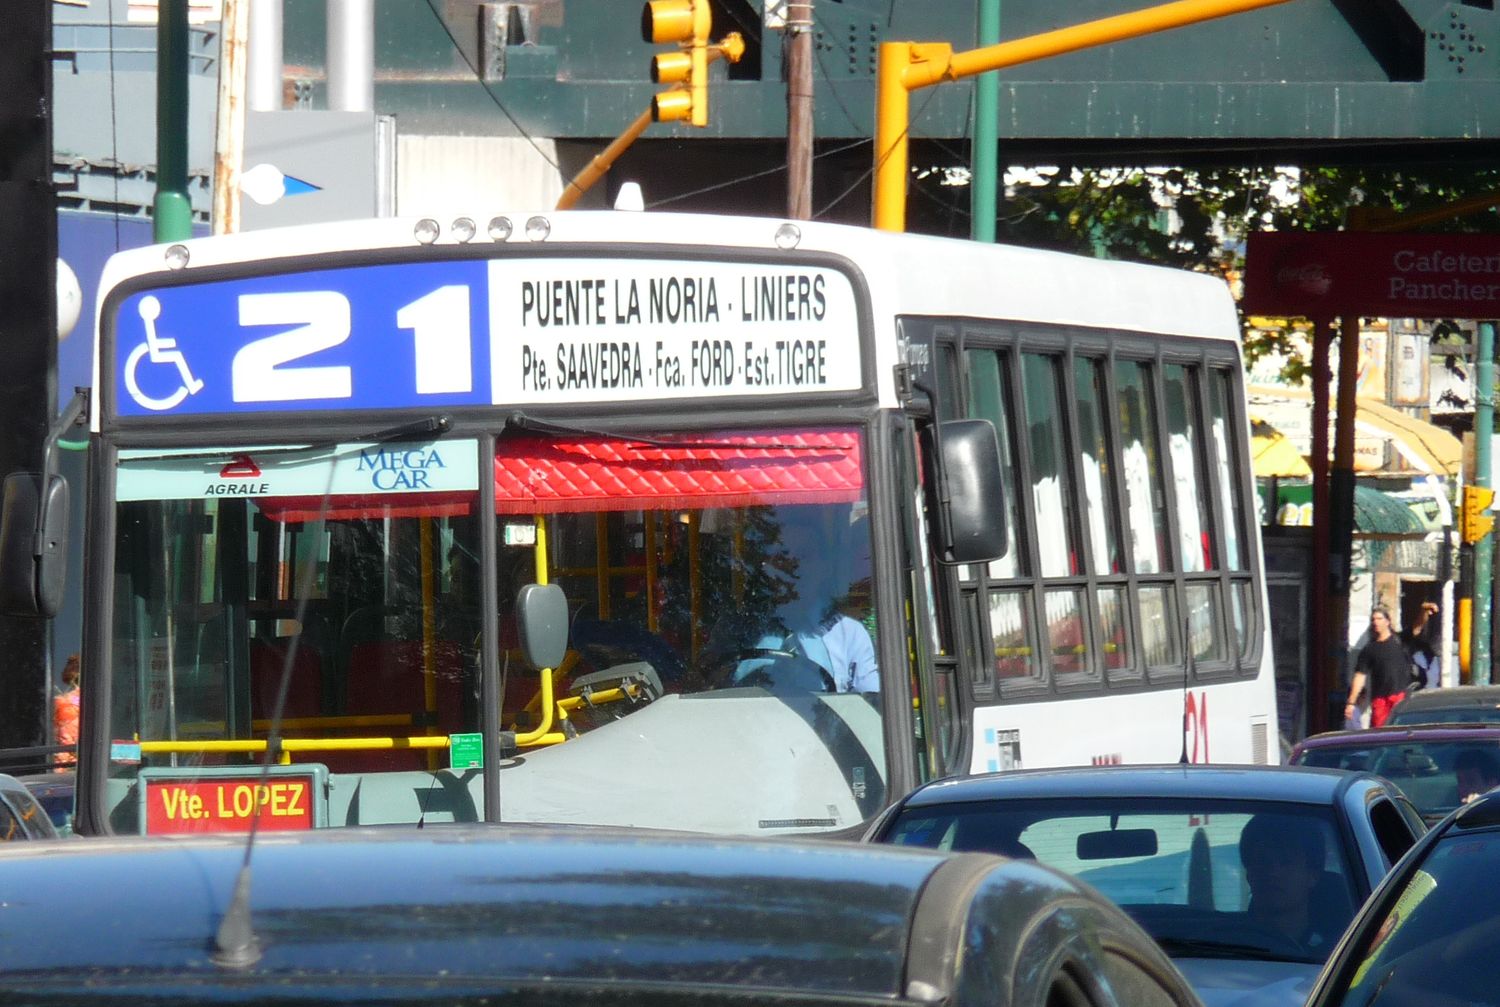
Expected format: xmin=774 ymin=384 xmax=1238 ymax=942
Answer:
xmin=108 ymin=257 xmax=861 ymax=419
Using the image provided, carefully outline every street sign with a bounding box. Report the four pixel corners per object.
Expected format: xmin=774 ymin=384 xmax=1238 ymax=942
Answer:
xmin=106 ymin=256 xmax=861 ymax=420
xmin=1245 ymin=232 xmax=1500 ymax=318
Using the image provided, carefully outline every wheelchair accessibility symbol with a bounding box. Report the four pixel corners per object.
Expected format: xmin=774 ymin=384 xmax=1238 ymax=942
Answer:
xmin=124 ymin=295 xmax=205 ymax=411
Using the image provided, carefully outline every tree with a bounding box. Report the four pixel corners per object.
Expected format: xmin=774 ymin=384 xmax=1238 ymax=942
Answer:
xmin=907 ymin=162 xmax=1500 ymax=375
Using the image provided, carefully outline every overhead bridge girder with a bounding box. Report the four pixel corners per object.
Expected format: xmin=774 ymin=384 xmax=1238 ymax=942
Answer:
xmin=265 ymin=0 xmax=1500 ymax=164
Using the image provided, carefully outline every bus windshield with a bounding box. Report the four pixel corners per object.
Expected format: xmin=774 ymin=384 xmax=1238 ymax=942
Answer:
xmin=105 ymin=427 xmax=885 ymax=836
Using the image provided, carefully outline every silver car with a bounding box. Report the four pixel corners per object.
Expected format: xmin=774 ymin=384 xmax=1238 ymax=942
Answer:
xmin=865 ymin=765 xmax=1426 ymax=1007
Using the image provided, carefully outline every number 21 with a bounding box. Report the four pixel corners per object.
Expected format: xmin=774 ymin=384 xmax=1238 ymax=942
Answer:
xmin=231 ymin=286 xmax=474 ymax=403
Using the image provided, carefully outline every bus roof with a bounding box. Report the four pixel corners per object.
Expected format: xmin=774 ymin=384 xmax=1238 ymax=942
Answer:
xmin=96 ymin=210 xmax=1240 ymax=346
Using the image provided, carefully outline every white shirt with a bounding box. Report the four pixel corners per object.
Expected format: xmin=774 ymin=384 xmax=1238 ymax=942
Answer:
xmin=793 ymin=615 xmax=879 ymax=693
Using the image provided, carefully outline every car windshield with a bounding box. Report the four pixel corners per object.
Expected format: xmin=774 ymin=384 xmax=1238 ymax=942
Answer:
xmin=1295 ymin=740 xmax=1500 ymax=820
xmin=1332 ymin=827 xmax=1500 ymax=1007
xmin=1386 ymin=705 xmax=1500 ymax=726
xmin=104 ymin=429 xmax=887 ymax=836
xmin=886 ymin=797 xmax=1357 ymax=964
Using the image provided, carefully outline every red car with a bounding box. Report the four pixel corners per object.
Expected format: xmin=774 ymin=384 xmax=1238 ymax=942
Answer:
xmin=1289 ymin=723 xmax=1500 ymax=824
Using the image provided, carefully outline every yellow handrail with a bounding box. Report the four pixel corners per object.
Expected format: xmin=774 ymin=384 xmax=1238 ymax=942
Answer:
xmin=420 ymin=515 xmax=440 ymax=771
xmin=513 ymin=516 xmax=558 ymax=745
xmin=139 ymin=736 xmax=451 ymax=754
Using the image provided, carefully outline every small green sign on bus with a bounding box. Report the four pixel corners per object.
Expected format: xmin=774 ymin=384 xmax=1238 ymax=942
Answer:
xmin=449 ymin=733 xmax=483 ymax=770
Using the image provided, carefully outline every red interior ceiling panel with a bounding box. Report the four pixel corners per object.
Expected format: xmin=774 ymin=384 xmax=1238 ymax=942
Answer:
xmin=493 ymin=431 xmax=864 ymax=514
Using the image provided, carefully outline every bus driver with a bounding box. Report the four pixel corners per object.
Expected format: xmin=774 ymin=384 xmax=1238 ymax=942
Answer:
xmin=709 ymin=505 xmax=879 ymax=694
xmin=769 ymin=509 xmax=878 ymax=693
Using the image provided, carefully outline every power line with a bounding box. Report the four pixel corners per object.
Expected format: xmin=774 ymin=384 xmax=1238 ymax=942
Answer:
xmin=814 ymin=87 xmax=941 ymax=220
xmin=648 ymin=137 xmax=869 ymax=209
xmin=421 ymin=0 xmax=561 ymax=172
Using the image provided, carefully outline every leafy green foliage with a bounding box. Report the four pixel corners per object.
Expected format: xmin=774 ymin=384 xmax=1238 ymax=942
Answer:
xmin=907 ymin=163 xmax=1500 ymax=376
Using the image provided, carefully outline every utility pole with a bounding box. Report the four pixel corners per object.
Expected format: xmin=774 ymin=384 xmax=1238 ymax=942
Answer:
xmin=1474 ymin=321 xmax=1495 ymax=685
xmin=785 ymin=0 xmax=814 ymax=219
xmin=0 ymin=0 xmax=57 ymax=754
xmin=214 ymin=0 xmax=250 ymax=234
xmin=155 ymin=0 xmax=194 ymax=243
xmin=1326 ymin=315 xmax=1360 ymax=726
xmin=971 ymin=0 xmax=1000 ymax=242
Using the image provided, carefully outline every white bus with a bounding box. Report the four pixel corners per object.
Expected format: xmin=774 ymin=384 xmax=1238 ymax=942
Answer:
xmin=5 ymin=210 xmax=1276 ymax=837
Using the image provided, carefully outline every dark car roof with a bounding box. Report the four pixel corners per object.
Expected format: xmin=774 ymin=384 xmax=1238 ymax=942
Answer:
xmin=1394 ymin=686 xmax=1500 ymax=712
xmin=0 ymin=826 xmax=927 ymax=988
xmin=0 ymin=823 xmax=1171 ymax=1002
xmin=1292 ymin=723 xmax=1500 ymax=752
xmin=894 ymin=764 xmax=1373 ymax=810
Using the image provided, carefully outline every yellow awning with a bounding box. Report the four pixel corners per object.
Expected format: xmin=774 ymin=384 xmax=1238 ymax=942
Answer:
xmin=1247 ymin=386 xmax=1461 ymax=477
xmin=1250 ymin=419 xmax=1311 ymax=478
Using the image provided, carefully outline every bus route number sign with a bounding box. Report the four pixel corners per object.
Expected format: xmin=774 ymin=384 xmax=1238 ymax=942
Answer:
xmin=110 ymin=257 xmax=862 ymax=419
xmin=143 ymin=773 xmax=319 ymax=834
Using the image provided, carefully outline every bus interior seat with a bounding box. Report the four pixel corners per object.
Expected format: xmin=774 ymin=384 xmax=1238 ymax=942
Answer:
xmin=345 ymin=639 xmax=465 ymax=730
xmin=325 ymin=639 xmax=466 ymax=773
xmin=569 ymin=613 xmax=687 ymax=687
xmin=250 ymin=640 xmax=322 ymax=722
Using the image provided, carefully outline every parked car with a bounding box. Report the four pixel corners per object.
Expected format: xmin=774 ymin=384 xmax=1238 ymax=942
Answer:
xmin=0 ymin=823 xmax=1204 ymax=1007
xmin=1288 ymin=723 xmax=1500 ymax=823
xmin=1302 ymin=787 xmax=1500 ymax=1007
xmin=16 ymin=770 xmax=73 ymax=835
xmin=1385 ymin=684 xmax=1500 ymax=726
xmin=0 ymin=773 xmax=58 ymax=841
xmin=864 ymin=765 xmax=1425 ymax=1007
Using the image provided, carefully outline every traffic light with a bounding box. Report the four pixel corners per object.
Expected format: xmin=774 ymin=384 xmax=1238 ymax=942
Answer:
xmin=642 ymin=0 xmax=711 ymax=126
xmin=1462 ymin=485 xmax=1495 ymax=544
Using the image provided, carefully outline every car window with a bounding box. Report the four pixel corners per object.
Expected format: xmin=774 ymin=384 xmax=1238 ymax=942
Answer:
xmin=1387 ymin=706 xmax=1500 ymax=726
xmin=1296 ymin=741 xmax=1500 ymax=821
xmin=1332 ymin=831 xmax=1500 ymax=1007
xmin=0 ymin=799 xmax=24 ymax=841
xmin=1368 ymin=798 xmax=1421 ymax=866
xmin=1295 ymin=746 xmax=1379 ymax=773
xmin=886 ymin=797 xmax=1357 ymax=964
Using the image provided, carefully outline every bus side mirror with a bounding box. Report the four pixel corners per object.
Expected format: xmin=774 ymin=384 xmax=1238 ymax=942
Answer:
xmin=0 ymin=472 xmax=70 ymax=619
xmin=938 ymin=418 xmax=1007 ymax=566
xmin=516 ymin=583 xmax=569 ymax=671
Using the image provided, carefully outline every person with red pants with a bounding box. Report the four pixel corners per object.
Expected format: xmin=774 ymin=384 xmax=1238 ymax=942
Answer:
xmin=1345 ymin=607 xmax=1414 ymax=728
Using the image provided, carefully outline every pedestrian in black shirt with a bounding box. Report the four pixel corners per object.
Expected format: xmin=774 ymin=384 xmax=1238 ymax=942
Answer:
xmin=1345 ymin=607 xmax=1418 ymax=728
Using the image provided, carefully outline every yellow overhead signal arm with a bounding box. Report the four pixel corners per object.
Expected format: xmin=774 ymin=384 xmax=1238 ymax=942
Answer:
xmin=873 ymin=0 xmax=1298 ymax=232
xmin=557 ymin=32 xmax=744 ymax=210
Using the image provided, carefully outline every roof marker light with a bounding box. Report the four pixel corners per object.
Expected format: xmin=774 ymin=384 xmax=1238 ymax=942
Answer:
xmin=488 ymin=216 xmax=514 ymax=242
xmin=451 ymin=217 xmax=477 ymax=243
xmin=525 ymin=216 xmax=552 ymax=242
xmin=164 ymin=244 xmax=191 ymax=270
xmin=414 ymin=219 xmax=441 ymax=245
xmin=774 ymin=223 xmax=801 ymax=250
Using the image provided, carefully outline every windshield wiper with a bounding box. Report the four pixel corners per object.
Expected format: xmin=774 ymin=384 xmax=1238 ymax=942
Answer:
xmin=502 ymin=410 xmax=834 ymax=451
xmin=1154 ymin=936 xmax=1320 ymax=964
xmin=121 ymin=414 xmax=455 ymax=465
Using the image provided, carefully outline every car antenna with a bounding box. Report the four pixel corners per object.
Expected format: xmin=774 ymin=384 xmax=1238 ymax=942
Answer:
xmin=1179 ymin=615 xmax=1192 ymax=766
xmin=214 ymin=422 xmax=452 ymax=967
xmin=212 ymin=479 xmax=332 ymax=968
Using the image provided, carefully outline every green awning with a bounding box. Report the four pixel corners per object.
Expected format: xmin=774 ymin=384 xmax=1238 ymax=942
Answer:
xmin=1274 ymin=484 xmax=1428 ymax=539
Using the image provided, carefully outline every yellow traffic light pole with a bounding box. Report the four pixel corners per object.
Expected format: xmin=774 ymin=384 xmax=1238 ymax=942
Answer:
xmin=643 ymin=0 xmax=713 ymax=125
xmin=873 ymin=0 xmax=1297 ymax=231
xmin=557 ymin=33 xmax=743 ymax=210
